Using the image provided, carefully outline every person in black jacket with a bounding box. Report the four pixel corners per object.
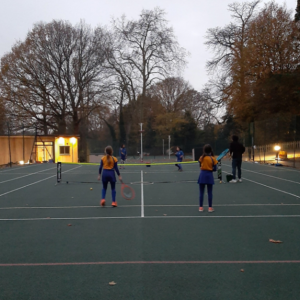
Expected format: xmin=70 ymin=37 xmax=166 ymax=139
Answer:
xmin=229 ymin=135 xmax=245 ymax=183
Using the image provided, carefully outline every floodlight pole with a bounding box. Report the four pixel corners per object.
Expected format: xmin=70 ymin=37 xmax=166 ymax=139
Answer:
xmin=22 ymin=124 xmax=25 ymax=162
xmin=163 ymin=139 xmax=164 ymax=158
xmin=168 ymin=135 xmax=171 ymax=160
xmin=140 ymin=123 xmax=143 ymax=162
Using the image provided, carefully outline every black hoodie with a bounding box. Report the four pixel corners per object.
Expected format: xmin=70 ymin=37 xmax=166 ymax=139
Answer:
xmin=229 ymin=141 xmax=245 ymax=159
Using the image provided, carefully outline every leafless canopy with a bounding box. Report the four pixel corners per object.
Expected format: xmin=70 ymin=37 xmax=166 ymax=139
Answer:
xmin=106 ymin=8 xmax=188 ymax=107
xmin=0 ymin=20 xmax=110 ymax=134
xmin=205 ymin=0 xmax=260 ymax=75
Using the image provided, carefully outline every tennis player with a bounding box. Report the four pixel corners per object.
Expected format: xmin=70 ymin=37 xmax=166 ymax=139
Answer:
xmin=198 ymin=144 xmax=218 ymax=212
xmin=175 ymin=147 xmax=184 ymax=172
xmin=119 ymin=144 xmax=127 ymax=169
xmin=98 ymin=146 xmax=122 ymax=207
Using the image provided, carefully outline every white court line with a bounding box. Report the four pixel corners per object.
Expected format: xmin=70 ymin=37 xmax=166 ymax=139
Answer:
xmin=244 ymin=161 xmax=300 ymax=173
xmin=222 ymin=170 xmax=300 ymax=199
xmin=146 ymin=215 xmax=300 ymax=219
xmin=0 ymin=165 xmax=82 ymax=198
xmin=1 ymin=215 xmax=300 ymax=221
xmin=223 ymin=164 xmax=300 ymax=184
xmin=144 ymin=204 xmax=300 ymax=207
xmin=1 ymin=203 xmax=300 ymax=210
xmin=120 ymin=171 xmax=199 ymax=174
xmin=0 ymin=164 xmax=39 ymax=173
xmin=0 ymin=167 xmax=57 ymax=184
xmin=141 ymin=170 xmax=144 ymax=217
xmin=0 ymin=173 xmax=45 ymax=175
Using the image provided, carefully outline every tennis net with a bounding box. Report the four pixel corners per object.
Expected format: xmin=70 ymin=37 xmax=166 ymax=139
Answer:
xmin=56 ymin=155 xmax=229 ymax=186
xmin=56 ymin=161 xmax=204 ymax=185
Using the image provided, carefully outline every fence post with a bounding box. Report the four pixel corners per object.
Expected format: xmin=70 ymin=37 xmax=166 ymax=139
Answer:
xmin=7 ymin=123 xmax=12 ymax=168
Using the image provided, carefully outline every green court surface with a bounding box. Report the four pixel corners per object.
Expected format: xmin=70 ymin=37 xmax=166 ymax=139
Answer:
xmin=0 ymin=161 xmax=300 ymax=299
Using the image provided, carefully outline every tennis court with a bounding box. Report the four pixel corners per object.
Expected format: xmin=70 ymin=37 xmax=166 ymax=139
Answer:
xmin=0 ymin=160 xmax=300 ymax=300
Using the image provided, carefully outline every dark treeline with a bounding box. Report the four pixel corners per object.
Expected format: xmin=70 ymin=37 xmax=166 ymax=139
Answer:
xmin=1 ymin=2 xmax=300 ymax=160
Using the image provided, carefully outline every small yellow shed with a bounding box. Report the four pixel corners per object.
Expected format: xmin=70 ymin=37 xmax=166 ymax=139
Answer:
xmin=0 ymin=135 xmax=80 ymax=166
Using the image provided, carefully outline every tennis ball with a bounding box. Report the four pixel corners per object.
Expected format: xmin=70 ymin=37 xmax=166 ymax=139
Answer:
xmin=90 ymin=188 xmax=93 ymax=190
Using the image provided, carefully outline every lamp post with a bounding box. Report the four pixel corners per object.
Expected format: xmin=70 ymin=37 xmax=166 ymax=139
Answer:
xmin=274 ymin=145 xmax=281 ymax=166
xmin=168 ymin=135 xmax=171 ymax=160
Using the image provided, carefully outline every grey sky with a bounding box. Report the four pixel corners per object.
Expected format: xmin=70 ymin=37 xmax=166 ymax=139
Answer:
xmin=0 ymin=0 xmax=296 ymax=91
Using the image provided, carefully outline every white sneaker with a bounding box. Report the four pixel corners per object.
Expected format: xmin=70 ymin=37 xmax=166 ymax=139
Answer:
xmin=229 ymin=179 xmax=237 ymax=183
xmin=238 ymin=179 xmax=242 ymax=183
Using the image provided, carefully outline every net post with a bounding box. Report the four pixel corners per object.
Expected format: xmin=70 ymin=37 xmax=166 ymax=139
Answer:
xmin=217 ymin=160 xmax=222 ymax=182
xmin=192 ymin=148 xmax=195 ymax=161
xmin=57 ymin=162 xmax=62 ymax=183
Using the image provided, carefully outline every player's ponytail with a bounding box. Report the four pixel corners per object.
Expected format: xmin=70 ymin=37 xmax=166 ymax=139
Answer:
xmin=105 ymin=146 xmax=113 ymax=163
xmin=202 ymin=144 xmax=214 ymax=158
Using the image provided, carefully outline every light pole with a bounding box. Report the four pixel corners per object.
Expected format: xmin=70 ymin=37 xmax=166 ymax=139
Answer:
xmin=274 ymin=145 xmax=281 ymax=166
xmin=168 ymin=135 xmax=171 ymax=160
xmin=139 ymin=123 xmax=143 ymax=162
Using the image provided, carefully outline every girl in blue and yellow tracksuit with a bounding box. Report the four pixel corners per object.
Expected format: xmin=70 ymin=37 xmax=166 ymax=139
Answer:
xmin=97 ymin=146 xmax=122 ymax=207
xmin=198 ymin=144 xmax=218 ymax=213
xmin=175 ymin=147 xmax=184 ymax=171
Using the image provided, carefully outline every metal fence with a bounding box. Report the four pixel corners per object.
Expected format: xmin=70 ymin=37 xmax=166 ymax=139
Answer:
xmin=242 ymin=115 xmax=300 ymax=168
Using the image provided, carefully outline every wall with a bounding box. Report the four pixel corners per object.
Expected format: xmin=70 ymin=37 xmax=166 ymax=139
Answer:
xmin=0 ymin=135 xmax=79 ymax=165
xmin=0 ymin=136 xmax=35 ymax=165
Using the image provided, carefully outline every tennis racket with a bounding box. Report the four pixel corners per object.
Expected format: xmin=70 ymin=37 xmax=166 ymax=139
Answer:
xmin=120 ymin=180 xmax=135 ymax=200
xmin=217 ymin=149 xmax=229 ymax=162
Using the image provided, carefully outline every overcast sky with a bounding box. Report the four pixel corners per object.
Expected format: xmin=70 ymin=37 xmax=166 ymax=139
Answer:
xmin=0 ymin=0 xmax=296 ymax=91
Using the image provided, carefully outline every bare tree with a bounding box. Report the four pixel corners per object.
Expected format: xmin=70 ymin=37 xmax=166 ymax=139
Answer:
xmin=0 ymin=20 xmax=110 ymax=134
xmin=106 ymin=8 xmax=188 ymax=119
xmin=205 ymin=1 xmax=261 ymax=122
xmin=148 ymin=77 xmax=220 ymax=128
xmin=148 ymin=77 xmax=191 ymax=113
xmin=205 ymin=1 xmax=260 ymax=74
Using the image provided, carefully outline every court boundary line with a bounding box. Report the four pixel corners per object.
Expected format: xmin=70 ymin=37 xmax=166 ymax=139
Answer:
xmin=0 ymin=166 xmax=82 ymax=198
xmin=1 ymin=214 xmax=300 ymax=221
xmin=1 ymin=203 xmax=300 ymax=210
xmin=1 ymin=260 xmax=300 ymax=267
xmin=0 ymin=167 xmax=57 ymax=184
xmin=223 ymin=164 xmax=300 ymax=185
xmin=222 ymin=171 xmax=300 ymax=199
xmin=0 ymin=164 xmax=39 ymax=173
xmin=244 ymin=161 xmax=300 ymax=173
xmin=0 ymin=164 xmax=41 ymax=173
